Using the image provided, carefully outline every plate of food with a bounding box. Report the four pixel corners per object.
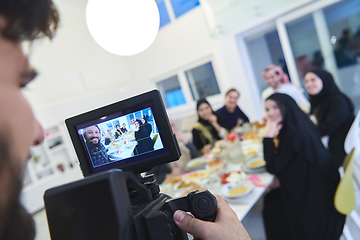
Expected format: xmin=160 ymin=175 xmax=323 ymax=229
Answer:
xmin=241 ymin=143 xmax=261 ymax=157
xmin=245 ymin=157 xmax=266 ymax=169
xmin=210 ymin=147 xmax=223 ymax=158
xmin=164 ymin=176 xmax=182 ymax=185
xmin=241 ymin=157 xmax=267 ymax=174
xmin=242 ymin=130 xmax=259 ymax=140
xmin=221 ymin=180 xmax=254 ymax=199
xmin=185 ymin=157 xmax=206 ymax=171
xmin=220 ymin=171 xmax=246 ymax=185
xmin=179 ymin=183 xmax=206 ymax=197
xmin=207 ymin=158 xmax=225 ymax=167
xmin=182 ymin=170 xmax=208 ymax=182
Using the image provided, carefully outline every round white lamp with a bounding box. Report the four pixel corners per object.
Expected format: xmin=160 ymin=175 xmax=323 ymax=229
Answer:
xmin=86 ymin=0 xmax=160 ymax=56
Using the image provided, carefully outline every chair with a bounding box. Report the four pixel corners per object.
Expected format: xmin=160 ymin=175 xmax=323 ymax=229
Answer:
xmin=334 ymin=148 xmax=356 ymax=215
xmin=344 ymin=110 xmax=360 ymax=160
xmin=152 ymin=134 xmax=159 ymax=148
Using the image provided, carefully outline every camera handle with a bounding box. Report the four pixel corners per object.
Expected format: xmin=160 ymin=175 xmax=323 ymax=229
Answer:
xmin=165 ymin=190 xmax=217 ymax=222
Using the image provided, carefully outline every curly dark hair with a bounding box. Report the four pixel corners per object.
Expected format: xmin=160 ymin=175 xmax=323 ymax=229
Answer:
xmin=0 ymin=0 xmax=59 ymax=41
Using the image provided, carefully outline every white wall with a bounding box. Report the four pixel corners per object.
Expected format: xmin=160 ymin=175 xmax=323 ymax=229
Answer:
xmin=26 ymin=0 xmax=133 ymax=121
xmin=25 ymin=1 xmax=263 ymax=128
xmin=122 ymin=7 xmax=258 ymax=121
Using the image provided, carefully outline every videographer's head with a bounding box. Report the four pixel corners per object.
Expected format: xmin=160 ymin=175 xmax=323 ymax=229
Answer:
xmin=0 ymin=0 xmax=59 ymax=239
xmin=84 ymin=125 xmax=101 ymax=147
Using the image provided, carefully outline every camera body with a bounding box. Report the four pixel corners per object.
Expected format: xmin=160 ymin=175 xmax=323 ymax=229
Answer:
xmin=45 ymin=170 xmax=217 ymax=240
xmin=44 ymin=90 xmax=217 ymax=240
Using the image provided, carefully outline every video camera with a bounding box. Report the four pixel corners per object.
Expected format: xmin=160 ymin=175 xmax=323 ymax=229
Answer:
xmin=44 ymin=90 xmax=217 ymax=240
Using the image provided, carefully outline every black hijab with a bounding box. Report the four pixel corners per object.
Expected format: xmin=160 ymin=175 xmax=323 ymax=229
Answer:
xmin=142 ymin=118 xmax=152 ymax=135
xmin=135 ymin=119 xmax=150 ymax=138
xmin=196 ymin=98 xmax=225 ymax=127
xmin=267 ymin=93 xmax=336 ymax=174
xmin=308 ymin=69 xmax=354 ymax=114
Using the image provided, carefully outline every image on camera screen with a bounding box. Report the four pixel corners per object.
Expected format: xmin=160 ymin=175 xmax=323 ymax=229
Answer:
xmin=76 ymin=107 xmax=164 ymax=169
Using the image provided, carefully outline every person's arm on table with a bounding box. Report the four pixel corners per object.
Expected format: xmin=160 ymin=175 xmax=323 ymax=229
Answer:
xmin=173 ymin=195 xmax=251 ymax=240
xmin=208 ymin=115 xmax=227 ymax=138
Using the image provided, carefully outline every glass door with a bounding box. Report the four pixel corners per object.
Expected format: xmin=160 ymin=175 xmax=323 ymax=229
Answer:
xmin=277 ymin=0 xmax=360 ymax=238
xmin=277 ymin=0 xmax=360 ymax=112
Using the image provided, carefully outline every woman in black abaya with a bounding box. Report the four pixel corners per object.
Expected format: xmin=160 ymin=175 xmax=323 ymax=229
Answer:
xmin=141 ymin=117 xmax=152 ymax=136
xmin=305 ymin=69 xmax=354 ymax=166
xmin=262 ymin=93 xmax=345 ymax=240
xmin=133 ymin=119 xmax=153 ymax=155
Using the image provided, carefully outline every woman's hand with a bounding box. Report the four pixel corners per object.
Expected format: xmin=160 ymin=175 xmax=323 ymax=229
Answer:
xmin=174 ymin=195 xmax=251 ymax=240
xmin=208 ymin=114 xmax=218 ymax=125
xmin=268 ymin=177 xmax=280 ymax=190
xmin=264 ymin=119 xmax=282 ymax=138
xmin=208 ymin=114 xmax=225 ymax=136
xmin=203 ymin=144 xmax=212 ymax=155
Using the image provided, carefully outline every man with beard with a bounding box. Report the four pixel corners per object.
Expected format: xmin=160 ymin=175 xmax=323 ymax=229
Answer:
xmin=83 ymin=125 xmax=110 ymax=167
xmin=0 ymin=1 xmax=58 ymax=239
xmin=0 ymin=1 xmax=251 ymax=240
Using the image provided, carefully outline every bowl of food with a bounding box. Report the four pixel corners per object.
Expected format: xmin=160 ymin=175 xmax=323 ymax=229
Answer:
xmin=221 ymin=180 xmax=254 ymax=199
xmin=185 ymin=157 xmax=206 ymax=171
xmin=241 ymin=143 xmax=262 ymax=157
xmin=245 ymin=157 xmax=266 ymax=170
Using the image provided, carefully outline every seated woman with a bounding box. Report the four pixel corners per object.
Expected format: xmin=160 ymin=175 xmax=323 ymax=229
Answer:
xmin=305 ymin=69 xmax=354 ymax=166
xmin=114 ymin=125 xmax=122 ymax=139
xmin=133 ymin=119 xmax=153 ymax=155
xmin=262 ymin=93 xmax=345 ymax=240
xmin=104 ymin=128 xmax=116 ymax=145
xmin=192 ymin=99 xmax=227 ymax=155
xmin=216 ymin=88 xmax=249 ymax=132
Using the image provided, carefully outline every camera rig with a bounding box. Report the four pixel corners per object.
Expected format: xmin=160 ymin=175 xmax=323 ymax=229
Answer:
xmin=44 ymin=90 xmax=218 ymax=240
xmin=44 ymin=170 xmax=217 ymax=240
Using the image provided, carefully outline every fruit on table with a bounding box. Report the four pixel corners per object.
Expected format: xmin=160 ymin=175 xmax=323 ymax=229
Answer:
xmin=225 ymin=132 xmax=237 ymax=142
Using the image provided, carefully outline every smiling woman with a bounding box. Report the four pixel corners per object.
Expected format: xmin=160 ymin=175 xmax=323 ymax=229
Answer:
xmin=305 ymin=68 xmax=355 ymax=166
xmin=192 ymin=98 xmax=227 ymax=155
xmin=262 ymin=93 xmax=345 ymax=240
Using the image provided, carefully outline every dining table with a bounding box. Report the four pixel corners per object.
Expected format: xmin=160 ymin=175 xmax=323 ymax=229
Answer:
xmin=106 ymin=132 xmax=137 ymax=160
xmin=160 ymin=126 xmax=274 ymax=224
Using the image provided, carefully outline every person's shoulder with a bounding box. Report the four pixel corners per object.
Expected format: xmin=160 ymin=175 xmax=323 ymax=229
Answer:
xmin=193 ymin=122 xmax=205 ymax=132
xmin=326 ymin=93 xmax=350 ymax=106
xmin=281 ymin=84 xmax=305 ymax=96
xmin=262 ymin=87 xmax=273 ymax=99
xmin=216 ymin=105 xmax=226 ymax=114
xmin=282 ymin=83 xmax=299 ymax=91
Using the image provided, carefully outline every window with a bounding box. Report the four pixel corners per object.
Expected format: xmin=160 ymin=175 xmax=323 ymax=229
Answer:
xmin=185 ymin=62 xmax=220 ymax=101
xmin=170 ymin=0 xmax=199 ymax=18
xmin=284 ymin=0 xmax=360 ymax=112
xmin=156 ymin=0 xmax=171 ymax=28
xmin=156 ymin=75 xmax=186 ymax=108
xmin=245 ymin=29 xmax=286 ymax=94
